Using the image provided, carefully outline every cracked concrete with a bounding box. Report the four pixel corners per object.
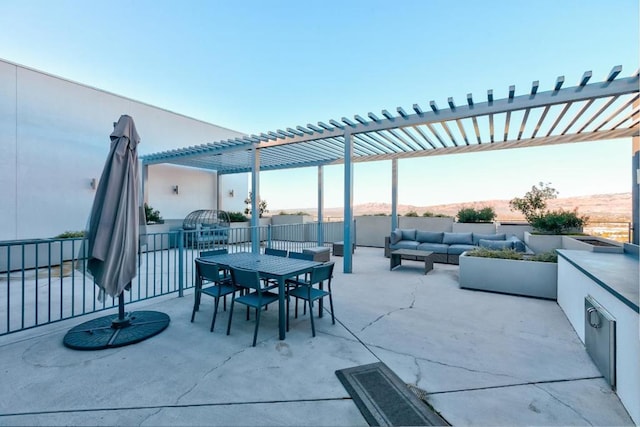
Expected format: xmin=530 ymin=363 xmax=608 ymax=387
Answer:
xmin=0 ymin=247 xmax=634 ymax=426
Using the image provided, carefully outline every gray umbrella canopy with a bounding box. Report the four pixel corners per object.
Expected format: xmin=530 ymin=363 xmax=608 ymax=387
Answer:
xmin=86 ymin=115 xmax=141 ymax=299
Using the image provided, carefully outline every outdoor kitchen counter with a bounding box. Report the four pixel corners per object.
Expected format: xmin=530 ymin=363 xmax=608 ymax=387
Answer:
xmin=556 ymin=247 xmax=640 ymax=425
xmin=557 ymin=249 xmax=639 ymax=312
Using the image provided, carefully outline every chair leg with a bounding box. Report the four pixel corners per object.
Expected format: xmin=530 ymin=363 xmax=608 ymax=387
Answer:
xmin=252 ymin=306 xmax=261 ymax=347
xmin=286 ymin=293 xmax=290 ymax=332
xmin=308 ymin=298 xmax=316 ymax=337
xmin=226 ymin=296 xmax=236 ymax=336
xmin=328 ymin=294 xmax=335 ymax=325
xmin=190 ymin=290 xmax=199 ymax=323
xmin=210 ymin=296 xmax=221 ymax=332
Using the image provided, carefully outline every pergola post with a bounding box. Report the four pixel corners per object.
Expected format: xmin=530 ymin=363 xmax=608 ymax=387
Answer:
xmin=343 ymin=132 xmax=353 ymax=273
xmin=391 ymin=159 xmax=398 ymax=231
xmin=317 ymin=165 xmax=324 ymax=245
xmin=216 ymin=171 xmax=221 ymax=210
xmin=632 ymin=135 xmax=639 ymax=245
xmin=251 ymin=146 xmax=260 ymax=253
xmin=141 ymin=162 xmax=148 ymax=206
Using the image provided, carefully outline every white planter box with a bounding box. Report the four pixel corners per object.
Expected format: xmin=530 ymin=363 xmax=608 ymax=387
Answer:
xmin=524 ymin=232 xmax=564 ymax=254
xmin=452 ymin=222 xmax=497 ymax=234
xmin=561 ymin=236 xmax=624 ymax=253
xmin=497 ymin=222 xmax=533 ymax=240
xmin=459 ymin=252 xmax=557 ymax=299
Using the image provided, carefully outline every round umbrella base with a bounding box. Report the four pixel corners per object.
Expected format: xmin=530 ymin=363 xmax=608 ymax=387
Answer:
xmin=63 ymin=311 xmax=170 ymax=350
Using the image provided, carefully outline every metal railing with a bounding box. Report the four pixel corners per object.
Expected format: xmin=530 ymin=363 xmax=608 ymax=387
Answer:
xmin=0 ymin=221 xmax=345 ymax=336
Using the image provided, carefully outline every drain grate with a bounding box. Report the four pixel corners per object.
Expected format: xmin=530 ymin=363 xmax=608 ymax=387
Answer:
xmin=335 ymin=362 xmax=448 ymax=426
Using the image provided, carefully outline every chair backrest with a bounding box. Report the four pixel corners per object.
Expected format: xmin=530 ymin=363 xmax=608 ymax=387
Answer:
xmin=310 ymin=262 xmax=334 ymax=284
xmin=195 ymin=259 xmax=224 ymax=284
xmin=265 ymin=248 xmax=288 ymax=257
xmin=230 ymin=266 xmax=262 ymax=290
xmin=200 ymin=248 xmax=228 ymax=257
xmin=288 ymin=251 xmax=314 ymax=261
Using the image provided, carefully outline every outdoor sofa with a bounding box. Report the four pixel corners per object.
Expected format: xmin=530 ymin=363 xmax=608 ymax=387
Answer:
xmin=384 ymin=229 xmax=527 ymax=265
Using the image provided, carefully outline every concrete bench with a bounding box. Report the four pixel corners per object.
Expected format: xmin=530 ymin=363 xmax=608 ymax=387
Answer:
xmin=303 ymin=246 xmax=331 ymax=262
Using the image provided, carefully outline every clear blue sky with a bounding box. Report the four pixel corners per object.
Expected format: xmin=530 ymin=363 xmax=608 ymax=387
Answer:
xmin=1 ymin=0 xmax=638 ymax=210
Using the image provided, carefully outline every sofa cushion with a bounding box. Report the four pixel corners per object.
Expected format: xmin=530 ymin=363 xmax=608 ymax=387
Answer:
xmin=390 ymin=229 xmax=402 ymax=244
xmin=472 ymin=233 xmax=506 ymax=245
xmin=400 ymin=229 xmax=417 ymax=241
xmin=417 ymin=242 xmax=448 ymax=254
xmin=507 ymin=235 xmax=527 ymax=252
xmin=416 ymin=231 xmax=443 ymax=243
xmin=443 ymin=232 xmax=473 ymax=245
xmin=447 ymin=244 xmax=476 ymax=255
xmin=479 ymin=239 xmax=514 ymax=250
xmin=389 ymin=240 xmax=420 ymax=250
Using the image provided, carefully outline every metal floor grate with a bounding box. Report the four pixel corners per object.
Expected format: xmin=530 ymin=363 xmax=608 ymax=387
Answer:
xmin=335 ymin=362 xmax=448 ymax=426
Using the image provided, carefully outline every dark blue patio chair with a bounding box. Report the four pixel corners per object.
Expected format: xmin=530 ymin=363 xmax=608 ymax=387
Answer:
xmin=227 ymin=266 xmax=279 ymax=347
xmin=288 ymin=251 xmax=314 ymax=261
xmin=192 ymin=258 xmax=237 ymax=332
xmin=200 ymin=249 xmax=228 ymax=258
xmin=286 ymin=262 xmax=335 ymax=337
xmin=265 ymin=248 xmax=288 ymax=257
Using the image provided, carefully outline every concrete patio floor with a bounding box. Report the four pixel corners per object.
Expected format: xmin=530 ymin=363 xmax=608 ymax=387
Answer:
xmin=0 ymin=247 xmax=634 ymax=426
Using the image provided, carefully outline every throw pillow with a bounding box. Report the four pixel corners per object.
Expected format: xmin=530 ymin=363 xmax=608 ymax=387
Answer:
xmin=390 ymin=229 xmax=402 ymax=244
xmin=416 ymin=231 xmax=444 ymax=243
xmin=479 ymin=239 xmax=514 ymax=250
xmin=508 ymin=235 xmax=527 ymax=252
xmin=400 ymin=228 xmax=417 ymax=241
xmin=472 ymin=233 xmax=506 ymax=245
xmin=442 ymin=232 xmax=473 ymax=245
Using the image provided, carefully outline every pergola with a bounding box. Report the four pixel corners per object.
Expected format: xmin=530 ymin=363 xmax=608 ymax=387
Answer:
xmin=141 ymin=66 xmax=640 ymax=273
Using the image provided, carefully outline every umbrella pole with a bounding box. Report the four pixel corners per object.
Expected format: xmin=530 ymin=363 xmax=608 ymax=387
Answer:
xmin=112 ymin=285 xmax=131 ymax=329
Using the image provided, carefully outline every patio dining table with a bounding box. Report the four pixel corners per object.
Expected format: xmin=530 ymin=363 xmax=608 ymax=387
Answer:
xmin=198 ymin=252 xmax=321 ymax=340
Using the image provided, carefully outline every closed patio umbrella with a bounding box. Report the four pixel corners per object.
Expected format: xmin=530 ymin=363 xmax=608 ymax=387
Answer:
xmin=64 ymin=115 xmax=169 ymax=350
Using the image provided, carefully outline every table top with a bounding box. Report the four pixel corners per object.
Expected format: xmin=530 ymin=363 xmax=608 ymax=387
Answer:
xmin=391 ymin=249 xmax=434 ymax=257
xmin=200 ymin=252 xmax=321 ymax=278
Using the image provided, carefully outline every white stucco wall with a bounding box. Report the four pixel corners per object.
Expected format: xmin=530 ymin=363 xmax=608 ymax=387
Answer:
xmin=0 ymin=59 xmax=248 ymax=240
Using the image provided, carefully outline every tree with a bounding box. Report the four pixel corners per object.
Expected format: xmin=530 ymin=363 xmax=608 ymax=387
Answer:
xmin=509 ymin=182 xmax=558 ymax=224
xmin=244 ymin=192 xmax=268 ymax=218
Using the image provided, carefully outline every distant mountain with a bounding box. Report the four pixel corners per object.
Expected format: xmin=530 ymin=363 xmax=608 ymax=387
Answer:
xmin=273 ymin=193 xmax=631 ymax=222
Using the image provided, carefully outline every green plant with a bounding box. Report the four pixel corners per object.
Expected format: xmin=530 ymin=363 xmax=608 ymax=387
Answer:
xmin=422 ymin=211 xmax=434 ymax=217
xmin=404 ymin=211 xmax=419 ymax=217
xmin=466 ymin=247 xmax=524 ymax=260
xmin=509 ymin=183 xmax=588 ymax=234
xmin=55 ymin=230 xmax=85 ymax=239
xmin=144 ymin=203 xmax=163 ymax=224
xmin=529 ymin=209 xmax=588 ymax=234
xmin=509 ymin=182 xmax=558 ymax=223
xmin=456 ymin=206 xmax=496 ymax=223
xmin=529 ymin=251 xmax=558 ymax=263
xmin=244 ymin=192 xmax=268 ymax=218
xmin=227 ymin=211 xmax=248 ymax=222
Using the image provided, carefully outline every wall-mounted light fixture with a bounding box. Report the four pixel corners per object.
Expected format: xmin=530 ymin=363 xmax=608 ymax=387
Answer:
xmin=90 ymin=178 xmax=97 ymax=190
xmin=172 ymin=185 xmax=179 ymax=195
xmin=228 ymin=189 xmax=234 ymax=197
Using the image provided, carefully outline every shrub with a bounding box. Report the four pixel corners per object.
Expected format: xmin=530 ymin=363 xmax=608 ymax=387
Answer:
xmin=227 ymin=211 xmax=248 ymax=222
xmin=466 ymin=247 xmax=523 ymax=260
xmin=529 ymin=209 xmax=588 ymax=234
xmin=456 ymin=207 xmax=496 ymax=223
xmin=144 ymin=203 xmax=163 ymax=224
xmin=467 ymin=247 xmax=558 ymax=263
xmin=529 ymin=251 xmax=558 ymax=263
xmin=55 ymin=230 xmax=85 ymax=239
xmin=509 ymin=182 xmax=588 ymax=234
xmin=404 ymin=211 xmax=419 ymax=217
